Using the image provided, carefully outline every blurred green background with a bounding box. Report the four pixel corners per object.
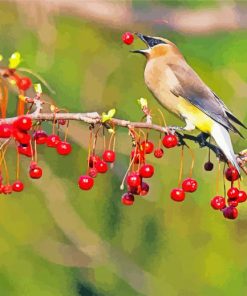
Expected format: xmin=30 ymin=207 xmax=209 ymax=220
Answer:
xmin=0 ymin=1 xmax=246 ymax=295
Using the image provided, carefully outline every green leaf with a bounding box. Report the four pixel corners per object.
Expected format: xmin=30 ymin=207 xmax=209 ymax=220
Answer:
xmin=137 ymin=97 xmax=148 ymax=108
xmin=101 ymin=108 xmax=116 ymax=123
xmin=107 ymin=108 xmax=116 ymax=118
xmin=34 ymin=83 xmax=42 ymax=94
xmin=8 ymin=51 xmax=22 ymax=69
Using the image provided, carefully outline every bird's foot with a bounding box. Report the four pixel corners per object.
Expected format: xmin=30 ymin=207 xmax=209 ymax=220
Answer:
xmin=196 ymin=133 xmax=209 ymax=147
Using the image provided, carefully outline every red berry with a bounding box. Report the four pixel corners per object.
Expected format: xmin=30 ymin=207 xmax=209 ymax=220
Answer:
xmin=2 ymin=185 xmax=12 ymax=195
xmin=29 ymin=161 xmax=37 ymax=170
xmin=141 ymin=141 xmax=154 ymax=154
xmin=139 ymin=164 xmax=154 ymax=178
xmin=127 ymin=173 xmax=141 ymax=187
xmin=122 ymin=32 xmax=134 ymax=45
xmin=225 ymin=167 xmax=240 ymax=181
xmin=128 ymin=182 xmax=149 ymax=196
xmin=18 ymin=144 xmax=32 ymax=157
xmin=154 ymin=148 xmax=164 ymax=158
xmin=89 ymin=155 xmax=101 ymax=168
xmin=78 ymin=175 xmax=94 ymax=190
xmin=33 ymin=130 xmax=48 ymax=144
xmin=121 ymin=192 xmax=135 ymax=205
xmin=29 ymin=166 xmax=42 ymax=179
xmin=95 ymin=160 xmax=108 ymax=173
xmin=182 ymin=178 xmax=198 ymax=193
xmin=16 ymin=77 xmax=32 ymax=91
xmin=162 ymin=134 xmax=178 ymax=148
xmin=227 ymin=187 xmax=239 ymax=199
xmin=12 ymin=129 xmax=31 ymax=144
xmin=46 ymin=134 xmax=61 ymax=148
xmin=204 ymin=161 xmax=214 ymax=171
xmin=127 ymin=185 xmax=138 ymax=195
xmin=210 ymin=196 xmax=226 ymax=210
xmin=56 ymin=141 xmax=72 ymax=155
xmin=227 ymin=198 xmax=238 ymax=207
xmin=131 ymin=149 xmax=145 ymax=164
xmin=139 ymin=182 xmax=149 ymax=196
xmin=88 ymin=168 xmax=98 ymax=178
xmin=12 ymin=181 xmax=24 ymax=192
xmin=0 ymin=124 xmax=12 ymax=138
xmin=13 ymin=116 xmax=32 ymax=131
xmin=58 ymin=119 xmax=66 ymax=125
xmin=102 ymin=150 xmax=115 ymax=163
xmin=0 ymin=184 xmax=4 ymax=194
xmin=222 ymin=206 xmax=238 ymax=220
xmin=238 ymin=191 xmax=247 ymax=203
xmin=170 ymin=188 xmax=185 ymax=202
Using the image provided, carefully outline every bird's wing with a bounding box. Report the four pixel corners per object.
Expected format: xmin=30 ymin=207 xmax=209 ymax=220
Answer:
xmin=169 ymin=62 xmax=243 ymax=136
xmin=212 ymin=91 xmax=246 ymax=129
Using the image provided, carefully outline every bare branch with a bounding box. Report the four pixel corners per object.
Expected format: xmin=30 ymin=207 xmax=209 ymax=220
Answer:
xmin=1 ymin=111 xmax=246 ymax=173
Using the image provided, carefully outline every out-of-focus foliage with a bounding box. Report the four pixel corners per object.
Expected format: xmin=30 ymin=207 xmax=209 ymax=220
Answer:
xmin=0 ymin=1 xmax=246 ymax=296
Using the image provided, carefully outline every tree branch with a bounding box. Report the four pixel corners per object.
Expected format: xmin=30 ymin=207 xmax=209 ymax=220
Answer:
xmin=1 ymin=111 xmax=246 ymax=173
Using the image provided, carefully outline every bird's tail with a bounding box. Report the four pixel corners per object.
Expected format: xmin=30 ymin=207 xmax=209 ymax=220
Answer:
xmin=211 ymin=122 xmax=241 ymax=175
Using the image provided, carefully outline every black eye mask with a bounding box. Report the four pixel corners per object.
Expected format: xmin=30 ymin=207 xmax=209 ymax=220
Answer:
xmin=143 ymin=36 xmax=166 ymax=47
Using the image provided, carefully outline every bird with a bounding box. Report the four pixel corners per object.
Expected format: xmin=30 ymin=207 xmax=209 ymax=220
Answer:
xmin=131 ymin=33 xmax=246 ymax=173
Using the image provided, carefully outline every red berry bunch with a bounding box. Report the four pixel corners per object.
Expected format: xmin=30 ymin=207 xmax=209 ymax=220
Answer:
xmin=12 ymin=116 xmax=33 ymax=157
xmin=210 ymin=182 xmax=247 ymax=220
xmin=78 ymin=149 xmax=116 ymax=191
xmin=170 ymin=178 xmax=198 ymax=202
xmin=122 ymin=165 xmax=153 ymax=206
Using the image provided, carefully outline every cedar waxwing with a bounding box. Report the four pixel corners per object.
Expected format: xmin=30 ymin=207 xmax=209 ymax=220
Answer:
xmin=132 ymin=33 xmax=246 ymax=173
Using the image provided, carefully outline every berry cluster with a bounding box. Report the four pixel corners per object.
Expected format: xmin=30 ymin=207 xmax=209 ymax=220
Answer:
xmin=0 ymin=115 xmax=72 ymax=195
xmin=170 ymin=178 xmax=198 ymax=202
xmin=121 ymin=134 xmax=179 ymax=205
xmin=210 ymin=167 xmax=246 ymax=220
xmin=78 ymin=149 xmax=115 ymax=190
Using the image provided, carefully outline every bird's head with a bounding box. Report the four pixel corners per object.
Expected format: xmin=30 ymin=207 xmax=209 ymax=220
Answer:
xmin=131 ymin=33 xmax=180 ymax=60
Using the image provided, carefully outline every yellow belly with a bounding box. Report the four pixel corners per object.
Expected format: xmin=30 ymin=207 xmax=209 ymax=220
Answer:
xmin=178 ymin=97 xmax=214 ymax=134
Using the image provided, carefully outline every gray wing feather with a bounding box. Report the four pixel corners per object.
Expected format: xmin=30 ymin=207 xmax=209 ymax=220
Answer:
xmin=169 ymin=62 xmax=243 ymax=135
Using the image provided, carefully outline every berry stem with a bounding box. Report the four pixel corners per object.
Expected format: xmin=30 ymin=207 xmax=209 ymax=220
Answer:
xmin=112 ymin=133 xmax=116 ymax=152
xmin=86 ymin=128 xmax=93 ymax=174
xmin=16 ymin=145 xmax=20 ymax=181
xmin=188 ymin=147 xmax=195 ymax=178
xmin=216 ymin=159 xmax=221 ymax=196
xmin=238 ymin=178 xmax=241 ymax=190
xmin=103 ymin=127 xmax=106 ymax=151
xmin=34 ymin=139 xmax=38 ymax=163
xmin=92 ymin=124 xmax=102 ymax=156
xmin=208 ymin=138 xmax=211 ymax=162
xmin=178 ymin=146 xmax=184 ymax=188
xmin=157 ymin=108 xmax=167 ymax=130
xmin=2 ymin=149 xmax=9 ymax=185
xmin=108 ymin=125 xmax=116 ymax=151
xmin=120 ymin=153 xmax=136 ymax=190
xmin=29 ymin=140 xmax=35 ymax=162
xmin=64 ymin=119 xmax=70 ymax=142
xmin=138 ymin=128 xmax=146 ymax=164
xmin=52 ymin=112 xmax=57 ymax=135
xmin=222 ymin=162 xmax=226 ymax=198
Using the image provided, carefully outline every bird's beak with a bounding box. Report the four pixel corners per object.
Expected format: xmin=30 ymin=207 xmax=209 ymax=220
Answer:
xmin=130 ymin=32 xmax=151 ymax=54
